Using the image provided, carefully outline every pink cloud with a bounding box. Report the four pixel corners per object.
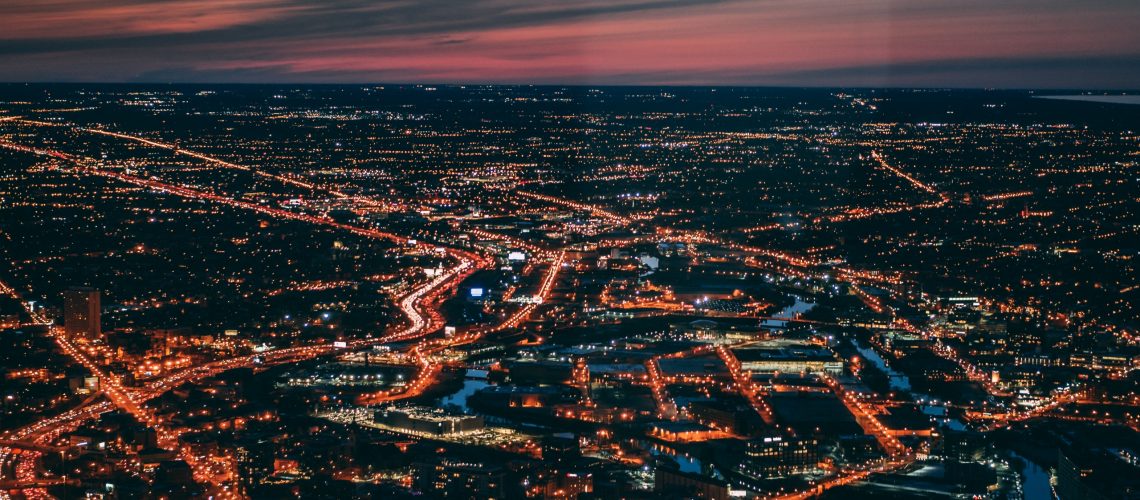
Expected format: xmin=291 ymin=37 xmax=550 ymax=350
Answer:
xmin=0 ymin=0 xmax=303 ymax=39
xmin=1 ymin=0 xmax=1137 ymax=86
xmin=190 ymin=1 xmax=1138 ymax=84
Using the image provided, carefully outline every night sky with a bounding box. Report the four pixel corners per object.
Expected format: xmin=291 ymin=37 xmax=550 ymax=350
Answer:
xmin=1 ymin=0 xmax=1138 ymax=88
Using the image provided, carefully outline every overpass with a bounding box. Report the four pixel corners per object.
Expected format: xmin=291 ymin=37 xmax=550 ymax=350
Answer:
xmin=0 ymin=440 xmax=65 ymax=455
xmin=0 ymin=477 xmax=79 ymax=489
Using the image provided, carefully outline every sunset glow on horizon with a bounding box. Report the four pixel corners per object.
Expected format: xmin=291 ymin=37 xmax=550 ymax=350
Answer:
xmin=1 ymin=0 xmax=1138 ymax=87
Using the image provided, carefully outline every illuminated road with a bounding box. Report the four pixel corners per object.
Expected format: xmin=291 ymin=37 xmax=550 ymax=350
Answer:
xmin=715 ymin=345 xmax=776 ymax=425
xmin=40 ymin=122 xmax=405 ymax=212
xmin=822 ymin=151 xmax=952 ymax=224
xmin=644 ymin=356 xmax=678 ymax=420
xmin=513 ymin=190 xmax=632 ymax=225
xmin=0 ymin=278 xmax=50 ymax=326
xmin=819 ymin=373 xmax=907 ymax=456
xmin=0 ymin=139 xmax=488 ymax=496
xmin=869 ymin=150 xmax=945 ymax=199
xmin=356 ymin=251 xmax=562 ymax=405
xmin=0 ymin=259 xmax=474 ymax=495
xmin=0 ymin=125 xmax=1086 ymax=499
xmin=483 ymin=252 xmax=564 ymax=333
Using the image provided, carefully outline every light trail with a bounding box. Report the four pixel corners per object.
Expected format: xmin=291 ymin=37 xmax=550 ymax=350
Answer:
xmin=869 ymin=150 xmax=945 ymax=199
xmin=596 ymin=233 xmax=819 ymax=269
xmin=819 ymin=151 xmax=951 ymax=224
xmin=0 ymin=138 xmax=420 ymax=250
xmin=0 ymin=138 xmax=487 ymax=497
xmin=981 ymin=190 xmax=1033 ymax=202
xmin=0 ymin=124 xmax=1028 ymax=500
xmin=514 ymin=190 xmax=633 ymax=225
xmin=819 ymin=373 xmax=907 ymax=456
xmin=355 ymin=251 xmax=560 ymax=405
xmin=482 ymin=251 xmax=564 ymax=333
xmin=464 ymin=227 xmax=549 ymax=255
xmin=0 ymin=278 xmax=50 ymax=325
xmin=0 ymin=118 xmax=408 ymax=211
xmin=715 ymin=345 xmax=776 ymax=425
xmin=355 ymin=346 xmax=440 ymax=405
xmin=645 ymin=356 xmax=678 ymax=420
xmin=75 ymin=125 xmax=404 ymax=212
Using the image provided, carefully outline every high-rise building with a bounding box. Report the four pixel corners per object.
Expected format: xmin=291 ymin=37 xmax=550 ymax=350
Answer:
xmin=738 ymin=433 xmax=820 ymax=480
xmin=413 ymin=459 xmax=505 ymax=499
xmin=63 ymin=287 xmax=100 ymax=339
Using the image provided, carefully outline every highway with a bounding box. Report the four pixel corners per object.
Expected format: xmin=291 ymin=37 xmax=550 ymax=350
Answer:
xmin=75 ymin=124 xmax=404 ymax=212
xmin=354 ymin=250 xmax=563 ymax=406
xmin=0 ymin=139 xmax=489 ymax=497
xmin=0 ymin=127 xmax=1096 ymax=500
xmin=513 ymin=190 xmax=632 ymax=225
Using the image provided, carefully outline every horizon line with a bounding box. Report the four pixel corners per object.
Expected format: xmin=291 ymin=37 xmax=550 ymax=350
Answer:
xmin=1 ymin=81 xmax=1138 ymax=93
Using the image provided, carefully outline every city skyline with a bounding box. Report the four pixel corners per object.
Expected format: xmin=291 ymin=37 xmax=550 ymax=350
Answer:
xmin=0 ymin=2 xmax=1137 ymax=497
xmin=1 ymin=84 xmax=1137 ymax=498
xmin=2 ymin=0 xmax=1140 ymax=88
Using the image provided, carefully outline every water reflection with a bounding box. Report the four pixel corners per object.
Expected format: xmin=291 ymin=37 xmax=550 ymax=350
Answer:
xmin=649 ymin=443 xmax=703 ymax=474
xmin=438 ymin=369 xmax=491 ymax=413
xmin=854 ymin=340 xmax=911 ymax=392
xmin=1012 ymin=453 xmax=1053 ymax=500
xmin=762 ymin=296 xmax=816 ymax=329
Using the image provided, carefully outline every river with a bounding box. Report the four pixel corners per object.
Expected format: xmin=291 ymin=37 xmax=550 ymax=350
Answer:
xmin=437 ymin=369 xmax=490 ymax=412
xmin=761 ymin=296 xmax=816 ymax=329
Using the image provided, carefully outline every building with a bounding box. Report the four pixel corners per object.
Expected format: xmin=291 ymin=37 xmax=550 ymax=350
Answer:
xmin=234 ymin=437 xmax=275 ymax=489
xmin=376 ymin=406 xmax=485 ymax=436
xmin=63 ymin=287 xmax=100 ymax=340
xmin=941 ymin=429 xmax=986 ymax=462
xmin=1070 ymin=349 xmax=1140 ymax=372
xmin=472 ymin=385 xmax=570 ymax=410
xmin=738 ymin=434 xmax=821 ymax=480
xmin=687 ymin=399 xmax=764 ymax=436
xmin=413 ymin=459 xmax=505 ymax=499
xmin=506 ymin=360 xmax=574 ymax=385
xmin=648 ymin=421 xmax=729 ymax=443
xmin=543 ymin=471 xmax=593 ymax=498
xmin=1057 ymin=451 xmax=1107 ymax=500
xmin=654 ymin=467 xmax=729 ymax=500
xmin=733 ymin=342 xmax=843 ymax=375
xmin=1056 ymin=448 xmax=1140 ymax=500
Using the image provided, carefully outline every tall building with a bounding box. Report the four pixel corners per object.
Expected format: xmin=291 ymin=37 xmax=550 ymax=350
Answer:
xmin=413 ymin=459 xmax=505 ymax=499
xmin=654 ymin=467 xmax=729 ymax=500
xmin=64 ymin=287 xmax=100 ymax=339
xmin=738 ymin=434 xmax=821 ymax=480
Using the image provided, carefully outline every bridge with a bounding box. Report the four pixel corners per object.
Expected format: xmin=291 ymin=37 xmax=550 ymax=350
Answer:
xmin=0 ymin=440 xmax=65 ymax=455
xmin=0 ymin=477 xmax=79 ymax=489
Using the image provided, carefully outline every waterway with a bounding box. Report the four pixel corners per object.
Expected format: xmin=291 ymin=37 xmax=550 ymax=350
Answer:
xmin=649 ymin=443 xmax=703 ymax=474
xmin=1035 ymin=95 xmax=1140 ymax=106
xmin=761 ymin=296 xmax=816 ymax=329
xmin=1012 ymin=452 xmax=1053 ymax=500
xmin=854 ymin=341 xmax=969 ymax=429
xmin=854 ymin=340 xmax=912 ymax=392
xmin=437 ymin=369 xmax=490 ymax=413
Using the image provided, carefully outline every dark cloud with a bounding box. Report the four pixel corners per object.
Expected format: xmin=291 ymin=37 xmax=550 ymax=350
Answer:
xmin=0 ymin=0 xmax=1137 ymax=87
xmin=759 ymin=55 xmax=1140 ymax=90
xmin=0 ymin=0 xmax=730 ymax=52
